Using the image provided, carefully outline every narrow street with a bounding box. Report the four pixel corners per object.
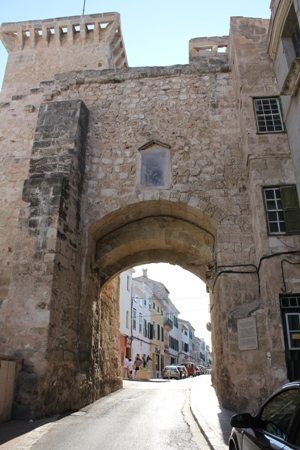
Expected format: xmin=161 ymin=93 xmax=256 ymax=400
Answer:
xmin=1 ymin=377 xmax=211 ymax=450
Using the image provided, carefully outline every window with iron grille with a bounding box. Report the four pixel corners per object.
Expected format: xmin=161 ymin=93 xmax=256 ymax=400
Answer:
xmin=280 ymin=295 xmax=300 ymax=309
xmin=253 ymin=97 xmax=284 ymax=133
xmin=263 ymin=185 xmax=300 ymax=235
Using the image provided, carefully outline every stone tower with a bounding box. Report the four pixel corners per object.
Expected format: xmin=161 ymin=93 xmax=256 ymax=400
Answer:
xmin=1 ymin=13 xmax=127 ymax=96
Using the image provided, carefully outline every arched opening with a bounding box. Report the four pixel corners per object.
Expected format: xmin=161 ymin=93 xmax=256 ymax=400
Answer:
xmin=118 ymin=263 xmax=212 ymax=382
xmin=89 ymin=200 xmax=216 ymax=284
xmin=76 ymin=200 xmax=218 ymax=412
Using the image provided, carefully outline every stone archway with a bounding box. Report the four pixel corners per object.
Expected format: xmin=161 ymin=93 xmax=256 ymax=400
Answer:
xmin=76 ymin=199 xmax=260 ymax=415
xmin=75 ymin=200 xmax=218 ymax=413
xmin=1 ymin=11 xmax=296 ymax=421
xmin=92 ymin=203 xmax=216 ymax=283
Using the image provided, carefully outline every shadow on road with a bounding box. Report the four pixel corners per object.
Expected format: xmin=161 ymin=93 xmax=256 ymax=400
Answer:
xmin=0 ymin=414 xmax=69 ymax=445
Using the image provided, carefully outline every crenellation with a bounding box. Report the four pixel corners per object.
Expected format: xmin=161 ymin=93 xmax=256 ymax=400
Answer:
xmin=190 ymin=36 xmax=229 ymax=55
xmin=1 ymin=14 xmax=121 ymax=52
xmin=0 ymin=13 xmax=128 ymax=97
xmin=189 ymin=35 xmax=229 ymax=71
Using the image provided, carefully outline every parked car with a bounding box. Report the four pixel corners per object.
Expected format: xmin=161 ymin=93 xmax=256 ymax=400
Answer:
xmin=195 ymin=366 xmax=201 ymax=376
xmin=196 ymin=365 xmax=207 ymax=375
xmin=182 ymin=362 xmax=197 ymax=377
xmin=199 ymin=365 xmax=208 ymax=375
xmin=162 ymin=365 xmax=180 ymax=380
xmin=176 ymin=365 xmax=188 ymax=379
xmin=229 ymin=381 xmax=300 ymax=450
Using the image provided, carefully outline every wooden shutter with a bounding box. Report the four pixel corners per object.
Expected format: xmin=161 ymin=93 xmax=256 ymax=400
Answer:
xmin=148 ymin=323 xmax=153 ymax=339
xmin=281 ymin=185 xmax=300 ymax=234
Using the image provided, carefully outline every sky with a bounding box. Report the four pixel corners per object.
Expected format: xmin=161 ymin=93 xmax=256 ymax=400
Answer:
xmin=0 ymin=0 xmax=271 ymax=86
xmin=0 ymin=0 xmax=271 ymax=346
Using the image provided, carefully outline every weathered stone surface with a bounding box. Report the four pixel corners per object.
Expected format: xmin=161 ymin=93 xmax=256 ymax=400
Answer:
xmin=0 ymin=12 xmax=299 ymax=418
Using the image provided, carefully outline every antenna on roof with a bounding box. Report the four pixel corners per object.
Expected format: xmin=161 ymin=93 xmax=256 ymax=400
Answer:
xmin=82 ymin=0 xmax=86 ymax=15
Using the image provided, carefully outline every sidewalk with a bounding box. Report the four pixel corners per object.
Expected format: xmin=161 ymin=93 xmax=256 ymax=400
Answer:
xmin=190 ymin=375 xmax=236 ymax=450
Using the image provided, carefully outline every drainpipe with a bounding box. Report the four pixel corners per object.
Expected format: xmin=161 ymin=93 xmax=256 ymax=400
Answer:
xmin=130 ymin=289 xmax=134 ymax=358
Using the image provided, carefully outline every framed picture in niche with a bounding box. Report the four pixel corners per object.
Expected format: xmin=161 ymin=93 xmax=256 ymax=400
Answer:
xmin=139 ymin=141 xmax=171 ymax=189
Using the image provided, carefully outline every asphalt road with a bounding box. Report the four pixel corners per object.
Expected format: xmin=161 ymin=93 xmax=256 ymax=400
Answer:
xmin=4 ymin=378 xmax=210 ymax=450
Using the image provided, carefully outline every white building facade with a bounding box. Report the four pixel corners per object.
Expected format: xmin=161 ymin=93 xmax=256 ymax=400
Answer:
xmin=119 ymin=270 xmax=134 ymax=364
xmin=119 ymin=268 xmax=211 ymax=376
xmin=131 ymin=278 xmax=152 ymax=363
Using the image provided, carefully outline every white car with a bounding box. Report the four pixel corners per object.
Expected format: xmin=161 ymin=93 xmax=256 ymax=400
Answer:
xmin=162 ymin=365 xmax=180 ymax=380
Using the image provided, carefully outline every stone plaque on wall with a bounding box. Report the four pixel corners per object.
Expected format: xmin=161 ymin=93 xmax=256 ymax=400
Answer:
xmin=237 ymin=316 xmax=258 ymax=350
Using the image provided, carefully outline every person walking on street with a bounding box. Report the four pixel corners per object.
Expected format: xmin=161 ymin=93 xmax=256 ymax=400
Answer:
xmin=128 ymin=358 xmax=133 ymax=379
xmin=146 ymin=355 xmax=152 ymax=369
xmin=134 ymin=354 xmax=143 ymax=375
xmin=123 ymin=355 xmax=129 ymax=379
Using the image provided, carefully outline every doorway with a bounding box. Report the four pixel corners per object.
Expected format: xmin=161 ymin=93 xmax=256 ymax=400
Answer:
xmin=280 ymin=294 xmax=300 ymax=380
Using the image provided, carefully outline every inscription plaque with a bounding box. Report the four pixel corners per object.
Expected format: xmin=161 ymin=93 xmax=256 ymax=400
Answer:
xmin=237 ymin=316 xmax=258 ymax=350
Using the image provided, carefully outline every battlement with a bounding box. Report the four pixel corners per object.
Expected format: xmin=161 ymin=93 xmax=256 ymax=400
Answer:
xmin=189 ymin=36 xmax=229 ymax=71
xmin=189 ymin=36 xmax=229 ymax=59
xmin=0 ymin=13 xmax=128 ymax=96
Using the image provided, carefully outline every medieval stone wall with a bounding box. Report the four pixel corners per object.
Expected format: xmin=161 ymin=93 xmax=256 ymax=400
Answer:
xmin=0 ymin=13 xmax=299 ymax=417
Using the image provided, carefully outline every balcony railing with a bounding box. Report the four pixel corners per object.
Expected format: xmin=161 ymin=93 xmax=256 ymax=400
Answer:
xmin=163 ymin=318 xmax=173 ymax=331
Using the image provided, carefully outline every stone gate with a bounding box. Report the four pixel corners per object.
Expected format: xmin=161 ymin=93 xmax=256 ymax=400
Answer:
xmin=0 ymin=12 xmax=300 ymax=419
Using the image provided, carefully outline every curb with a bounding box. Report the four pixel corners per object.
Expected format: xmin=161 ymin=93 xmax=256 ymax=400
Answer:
xmin=189 ymin=392 xmax=215 ymax=450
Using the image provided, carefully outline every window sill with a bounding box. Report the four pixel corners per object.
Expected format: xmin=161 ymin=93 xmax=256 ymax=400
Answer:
xmin=256 ymin=130 xmax=286 ymax=135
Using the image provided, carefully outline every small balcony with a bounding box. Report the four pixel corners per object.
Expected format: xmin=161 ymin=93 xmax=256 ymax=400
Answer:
xmin=281 ymin=57 xmax=300 ymax=95
xmin=163 ymin=318 xmax=173 ymax=331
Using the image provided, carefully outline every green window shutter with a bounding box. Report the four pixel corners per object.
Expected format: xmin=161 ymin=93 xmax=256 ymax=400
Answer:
xmin=281 ymin=185 xmax=300 ymax=234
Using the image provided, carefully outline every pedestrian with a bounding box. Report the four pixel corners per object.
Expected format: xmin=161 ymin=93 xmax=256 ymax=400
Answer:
xmin=123 ymin=355 xmax=129 ymax=379
xmin=134 ymin=354 xmax=143 ymax=373
xmin=128 ymin=358 xmax=133 ymax=379
xmin=142 ymin=354 xmax=147 ymax=368
xmin=146 ymin=355 xmax=152 ymax=369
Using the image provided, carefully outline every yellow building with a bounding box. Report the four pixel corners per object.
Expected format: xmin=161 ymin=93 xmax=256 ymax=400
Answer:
xmin=149 ymin=292 xmax=165 ymax=378
xmin=133 ymin=269 xmax=167 ymax=378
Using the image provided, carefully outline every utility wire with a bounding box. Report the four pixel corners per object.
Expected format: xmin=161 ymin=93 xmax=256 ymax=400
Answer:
xmin=130 ymin=309 xmax=210 ymax=320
